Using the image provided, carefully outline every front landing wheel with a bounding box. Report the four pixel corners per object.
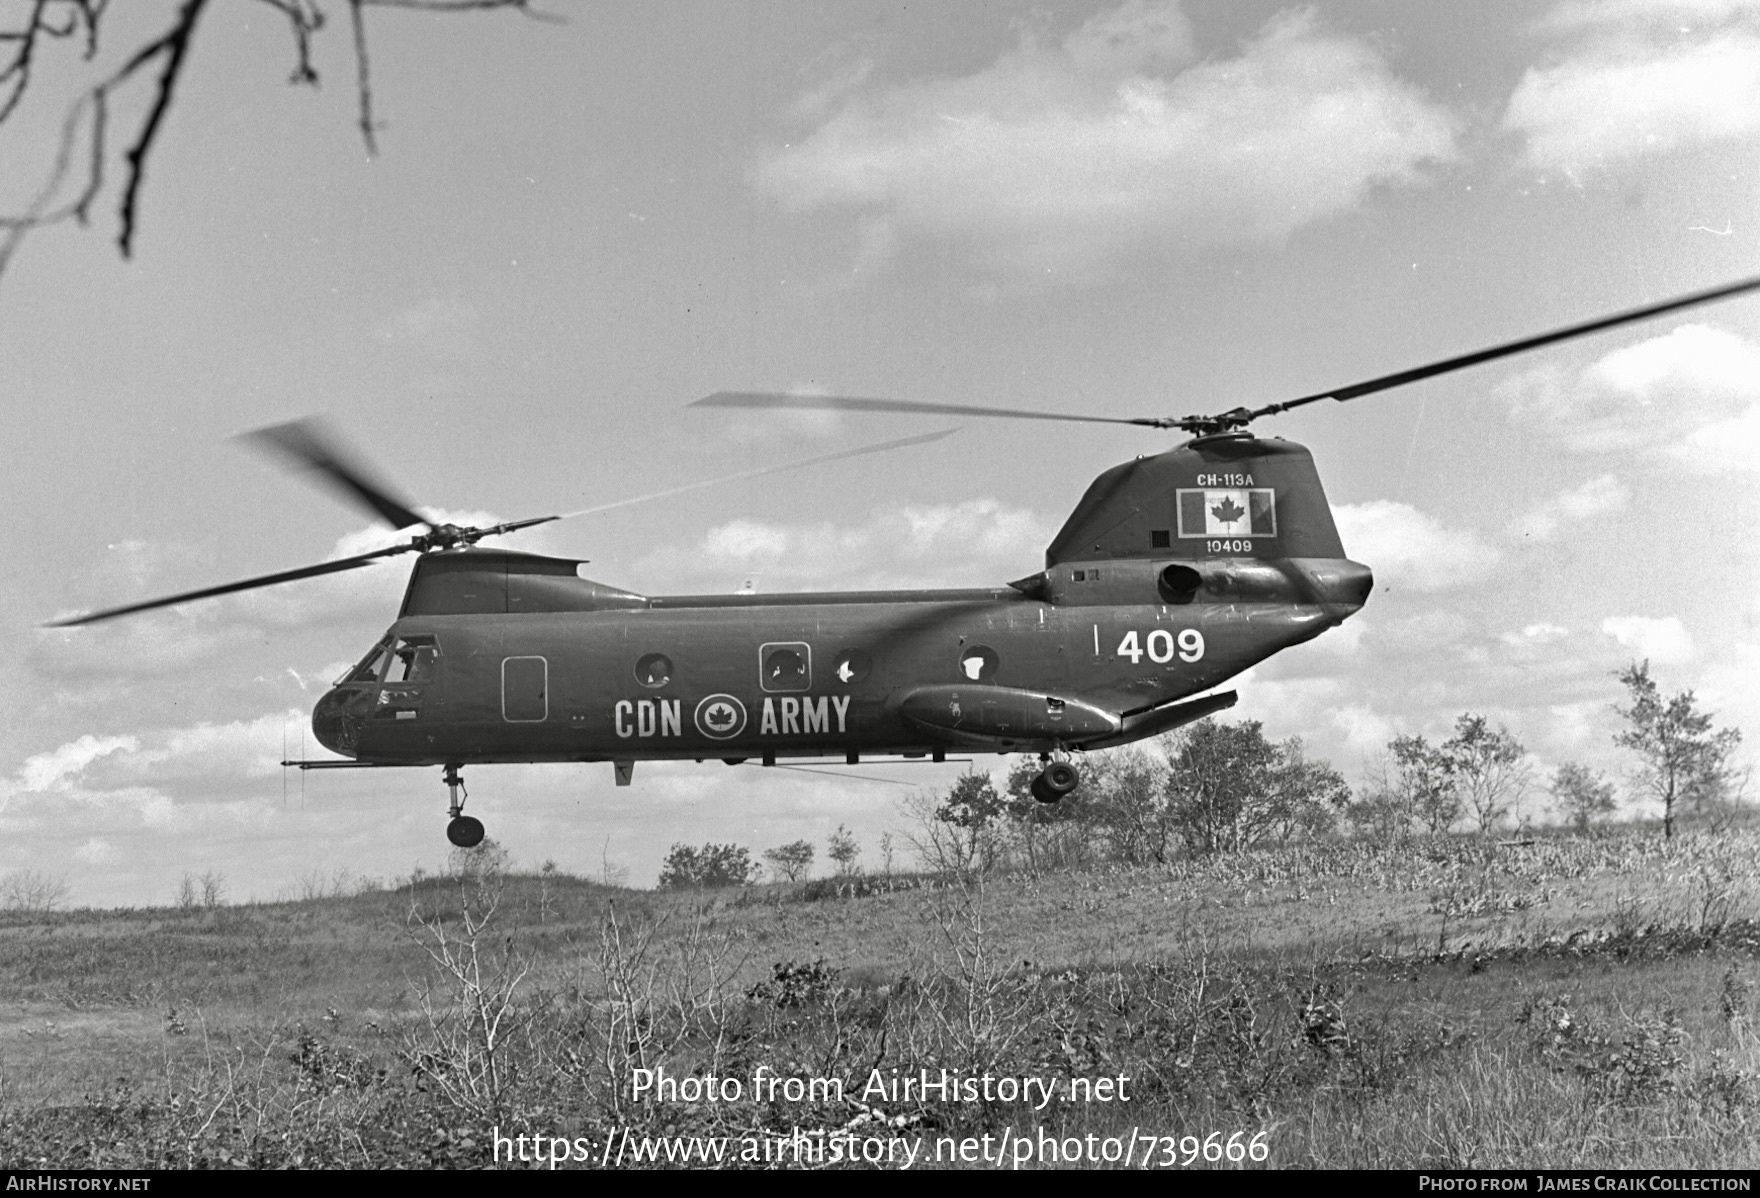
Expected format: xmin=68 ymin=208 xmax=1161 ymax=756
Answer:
xmin=447 ymin=815 xmax=485 ymax=848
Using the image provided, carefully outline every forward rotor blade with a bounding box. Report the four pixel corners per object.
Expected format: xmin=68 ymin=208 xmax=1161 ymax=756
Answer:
xmin=242 ymin=418 xmax=430 ymax=532
xmin=695 ymin=391 xmax=1165 ymax=428
xmin=1255 ymin=273 xmax=1760 ymax=420
xmin=46 ymin=546 xmax=407 ymax=627
xmin=553 ymin=427 xmax=962 ymax=521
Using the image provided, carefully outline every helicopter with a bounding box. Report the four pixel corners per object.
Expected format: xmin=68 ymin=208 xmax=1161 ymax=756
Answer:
xmin=51 ymin=274 xmax=1760 ymax=848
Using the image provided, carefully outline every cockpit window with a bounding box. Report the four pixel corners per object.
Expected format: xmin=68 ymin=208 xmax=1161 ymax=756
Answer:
xmin=385 ymin=636 xmax=440 ymax=684
xmin=342 ymin=643 xmax=392 ymax=685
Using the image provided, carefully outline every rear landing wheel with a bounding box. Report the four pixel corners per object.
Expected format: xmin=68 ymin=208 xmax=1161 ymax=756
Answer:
xmin=1031 ymin=761 xmax=1081 ymax=804
xmin=447 ymin=816 xmax=485 ymax=848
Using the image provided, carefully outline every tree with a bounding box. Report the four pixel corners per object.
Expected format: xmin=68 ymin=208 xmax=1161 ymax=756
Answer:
xmin=1614 ymin=661 xmax=1744 ymax=838
xmin=1079 ymin=745 xmax=1175 ymax=864
xmin=1442 ymin=714 xmax=1531 ymax=835
xmin=656 ymin=843 xmax=760 ymax=891
xmin=1001 ymin=754 xmax=1098 ymax=871
xmin=906 ymin=771 xmax=1008 ymax=875
xmin=1389 ymin=734 xmax=1461 ymax=835
xmin=763 ymin=839 xmax=815 ymax=883
xmin=0 ymin=1 xmax=549 ymax=280
xmin=1551 ymin=761 xmax=1617 ymax=832
xmin=0 ymin=870 xmax=71 ymax=912
xmin=198 ymin=869 xmax=227 ymax=909
xmin=1344 ymin=776 xmax=1412 ymax=841
xmin=1163 ymin=719 xmax=1347 ymax=855
xmin=1263 ymin=739 xmax=1350 ymax=844
xmin=825 ymin=824 xmax=861 ymax=875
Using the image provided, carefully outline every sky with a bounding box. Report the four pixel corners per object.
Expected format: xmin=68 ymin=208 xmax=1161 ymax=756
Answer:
xmin=1 ymin=0 xmax=1756 ymax=906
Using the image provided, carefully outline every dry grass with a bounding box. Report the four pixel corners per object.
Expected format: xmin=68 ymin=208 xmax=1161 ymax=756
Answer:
xmin=2 ymin=826 xmax=1757 ymax=1168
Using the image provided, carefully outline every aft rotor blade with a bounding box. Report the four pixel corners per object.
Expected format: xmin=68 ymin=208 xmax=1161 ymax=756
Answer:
xmin=242 ymin=418 xmax=431 ymax=531
xmin=695 ymin=391 xmax=1168 ymax=428
xmin=46 ymin=546 xmax=406 ymax=627
xmin=553 ymin=427 xmax=962 ymax=521
xmin=1254 ymin=274 xmax=1760 ymax=420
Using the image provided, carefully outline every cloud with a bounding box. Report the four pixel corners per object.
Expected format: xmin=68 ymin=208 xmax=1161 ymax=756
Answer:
xmin=1600 ymin=615 xmax=1695 ymax=664
xmin=1330 ymin=703 xmax=1397 ymax=763
xmin=1502 ymin=622 xmax=1571 ymax=647
xmin=1507 ymin=474 xmax=1630 ymax=540
xmin=755 ymin=4 xmax=1457 ymax=277
xmin=73 ymin=837 xmax=118 ymax=864
xmin=1501 ymin=324 xmax=1760 ymax=470
xmin=1538 ymin=0 xmax=1760 ymax=28
xmin=1333 ymin=501 xmax=1500 ymax=591
xmin=1698 ymin=640 xmax=1760 ymax=740
xmin=633 ymin=499 xmax=1058 ymax=593
xmin=16 ymin=734 xmax=138 ymax=793
xmin=1505 ymin=2 xmax=1760 ymax=170
xmin=6 ymin=711 xmax=303 ymax=817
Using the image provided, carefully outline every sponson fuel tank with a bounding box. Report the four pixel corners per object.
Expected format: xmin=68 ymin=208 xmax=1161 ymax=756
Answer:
xmin=891 ymin=684 xmax=1121 ymax=744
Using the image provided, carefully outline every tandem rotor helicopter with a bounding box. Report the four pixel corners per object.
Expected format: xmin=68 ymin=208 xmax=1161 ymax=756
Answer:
xmin=52 ymin=276 xmax=1760 ymax=847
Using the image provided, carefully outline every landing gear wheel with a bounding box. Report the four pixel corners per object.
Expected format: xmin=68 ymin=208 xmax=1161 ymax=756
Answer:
xmin=447 ymin=816 xmax=485 ymax=848
xmin=1030 ymin=760 xmax=1080 ymax=803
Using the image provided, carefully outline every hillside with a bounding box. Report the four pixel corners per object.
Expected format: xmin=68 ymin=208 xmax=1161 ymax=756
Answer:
xmin=2 ymin=828 xmax=1758 ymax=1169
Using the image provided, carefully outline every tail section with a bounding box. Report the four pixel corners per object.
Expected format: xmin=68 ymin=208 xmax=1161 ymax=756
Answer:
xmin=1046 ymin=434 xmax=1346 ymax=565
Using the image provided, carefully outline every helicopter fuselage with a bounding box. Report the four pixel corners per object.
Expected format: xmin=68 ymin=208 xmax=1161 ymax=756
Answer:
xmin=311 ymin=549 xmax=1372 ymax=770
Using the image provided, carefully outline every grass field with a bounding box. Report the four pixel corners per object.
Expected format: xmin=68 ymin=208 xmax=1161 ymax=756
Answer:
xmin=2 ymin=826 xmax=1757 ymax=1169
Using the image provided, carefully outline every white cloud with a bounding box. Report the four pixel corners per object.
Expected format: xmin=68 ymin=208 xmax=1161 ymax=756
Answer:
xmin=1539 ymin=0 xmax=1760 ymax=29
xmin=1697 ymin=640 xmax=1760 ymax=740
xmin=17 ymin=734 xmax=138 ymax=793
xmin=1673 ymin=403 xmax=1760 ymax=474
xmin=1505 ymin=3 xmax=1760 ymax=170
xmin=74 ymin=837 xmax=118 ymax=864
xmin=1600 ymin=614 xmax=1695 ymax=663
xmin=1501 ymin=324 xmax=1760 ymax=469
xmin=756 ymin=4 xmax=1457 ymax=277
xmin=634 ymin=499 xmax=1057 ymax=593
xmin=1330 ymin=703 xmax=1397 ymax=763
xmin=1333 ymin=501 xmax=1500 ymax=591
xmin=1507 ymin=474 xmax=1630 ymax=540
xmin=6 ymin=712 xmax=304 ymax=819
xmin=1504 ymin=622 xmax=1571 ymax=646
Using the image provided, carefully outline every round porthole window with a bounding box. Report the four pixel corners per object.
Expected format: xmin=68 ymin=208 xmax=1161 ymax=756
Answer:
xmin=832 ymin=649 xmax=872 ymax=685
xmin=764 ymin=647 xmax=807 ymax=689
xmin=634 ymin=652 xmax=673 ymax=688
xmin=957 ymin=645 xmax=999 ymax=682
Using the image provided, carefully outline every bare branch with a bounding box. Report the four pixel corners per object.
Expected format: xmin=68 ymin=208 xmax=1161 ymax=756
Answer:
xmin=1 ymin=1 xmax=108 ymax=126
xmin=347 ymin=0 xmax=377 ymax=154
xmin=363 ymin=0 xmax=565 ymax=19
xmin=0 ymin=89 xmax=103 ymax=275
xmin=114 ymin=0 xmax=207 ymax=258
xmin=255 ymin=0 xmax=325 ymax=85
xmin=0 ymin=0 xmax=556 ymax=280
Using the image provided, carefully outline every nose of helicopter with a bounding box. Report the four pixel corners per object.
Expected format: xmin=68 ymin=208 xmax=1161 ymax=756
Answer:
xmin=312 ymin=685 xmax=371 ymax=757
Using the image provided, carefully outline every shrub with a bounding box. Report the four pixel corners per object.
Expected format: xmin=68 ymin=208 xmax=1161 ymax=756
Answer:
xmin=657 ymin=842 xmax=761 ymax=890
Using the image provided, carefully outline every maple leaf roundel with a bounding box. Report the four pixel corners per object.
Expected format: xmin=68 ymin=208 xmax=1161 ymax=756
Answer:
xmin=694 ymin=694 xmax=747 ymax=740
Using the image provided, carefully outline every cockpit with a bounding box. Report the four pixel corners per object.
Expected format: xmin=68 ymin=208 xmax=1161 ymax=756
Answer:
xmin=313 ymin=633 xmax=442 ymax=756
